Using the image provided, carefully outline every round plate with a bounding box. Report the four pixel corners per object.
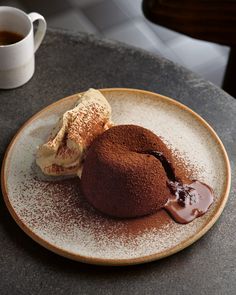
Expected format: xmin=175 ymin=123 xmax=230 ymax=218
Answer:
xmin=1 ymin=88 xmax=231 ymax=266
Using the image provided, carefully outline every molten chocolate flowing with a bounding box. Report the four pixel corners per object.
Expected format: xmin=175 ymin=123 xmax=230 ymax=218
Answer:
xmin=146 ymin=151 xmax=214 ymax=224
xmin=166 ymin=181 xmax=214 ymax=223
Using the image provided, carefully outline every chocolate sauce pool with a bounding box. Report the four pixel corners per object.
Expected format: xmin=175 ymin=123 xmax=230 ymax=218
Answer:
xmin=146 ymin=151 xmax=214 ymax=224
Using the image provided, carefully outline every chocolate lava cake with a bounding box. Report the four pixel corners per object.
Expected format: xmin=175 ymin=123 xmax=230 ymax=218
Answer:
xmin=81 ymin=125 xmax=174 ymax=218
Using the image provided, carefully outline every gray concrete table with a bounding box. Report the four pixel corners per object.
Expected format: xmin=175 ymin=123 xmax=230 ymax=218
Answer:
xmin=0 ymin=28 xmax=235 ymax=295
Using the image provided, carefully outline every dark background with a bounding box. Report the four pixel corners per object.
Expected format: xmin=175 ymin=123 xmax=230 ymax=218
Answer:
xmin=0 ymin=0 xmax=230 ymax=87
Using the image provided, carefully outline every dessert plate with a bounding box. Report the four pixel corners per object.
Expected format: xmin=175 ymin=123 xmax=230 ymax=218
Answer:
xmin=1 ymin=88 xmax=231 ymax=266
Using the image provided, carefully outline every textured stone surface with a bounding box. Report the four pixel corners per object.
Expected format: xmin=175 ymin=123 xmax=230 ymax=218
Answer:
xmin=0 ymin=28 xmax=235 ymax=295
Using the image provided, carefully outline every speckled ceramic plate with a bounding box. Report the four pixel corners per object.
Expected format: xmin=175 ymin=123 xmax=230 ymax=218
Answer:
xmin=1 ymin=88 xmax=231 ymax=266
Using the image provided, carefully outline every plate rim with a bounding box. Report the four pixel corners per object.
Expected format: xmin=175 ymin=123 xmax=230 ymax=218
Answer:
xmin=1 ymin=88 xmax=231 ymax=266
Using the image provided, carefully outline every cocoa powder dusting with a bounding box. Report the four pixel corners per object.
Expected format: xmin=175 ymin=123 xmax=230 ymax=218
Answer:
xmin=17 ymin=174 xmax=172 ymax=244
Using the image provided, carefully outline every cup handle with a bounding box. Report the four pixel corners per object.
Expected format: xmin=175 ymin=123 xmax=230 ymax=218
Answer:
xmin=28 ymin=12 xmax=47 ymax=53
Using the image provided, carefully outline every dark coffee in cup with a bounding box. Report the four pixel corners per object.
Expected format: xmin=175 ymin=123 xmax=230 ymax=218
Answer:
xmin=0 ymin=30 xmax=24 ymax=45
xmin=0 ymin=6 xmax=47 ymax=89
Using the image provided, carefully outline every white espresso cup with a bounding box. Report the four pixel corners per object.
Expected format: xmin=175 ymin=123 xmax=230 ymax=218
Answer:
xmin=0 ymin=6 xmax=46 ymax=89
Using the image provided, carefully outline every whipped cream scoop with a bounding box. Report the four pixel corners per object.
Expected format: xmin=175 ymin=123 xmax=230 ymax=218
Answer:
xmin=36 ymin=88 xmax=113 ymax=176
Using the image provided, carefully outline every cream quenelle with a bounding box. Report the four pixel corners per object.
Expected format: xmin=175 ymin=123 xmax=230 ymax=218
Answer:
xmin=36 ymin=89 xmax=113 ymax=176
